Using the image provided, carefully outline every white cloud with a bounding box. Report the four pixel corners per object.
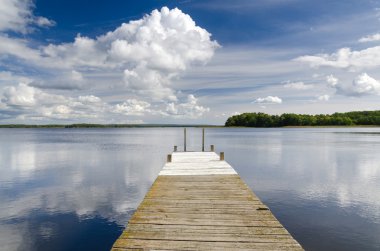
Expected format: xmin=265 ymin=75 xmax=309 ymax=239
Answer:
xmin=122 ymin=67 xmax=177 ymax=101
xmin=349 ymin=73 xmax=380 ymax=96
xmin=165 ymin=95 xmax=210 ymax=118
xmin=295 ymin=46 xmax=380 ymax=70
xmin=254 ymin=96 xmax=282 ymax=104
xmin=326 ymin=74 xmax=339 ymax=87
xmin=0 ymin=0 xmax=31 ymax=33
xmin=113 ymin=99 xmax=151 ymax=116
xmin=71 ymin=70 xmax=83 ymax=82
xmin=0 ymin=6 xmax=217 ymax=112
xmin=1 ymin=83 xmax=106 ymax=120
xmin=36 ymin=7 xmax=219 ymax=100
xmin=78 ymin=95 xmax=102 ymax=103
xmin=0 ymin=71 xmax=32 ymax=84
xmin=40 ymin=35 xmax=106 ymax=69
xmin=317 ymin=94 xmax=330 ymax=101
xmin=0 ymin=6 xmax=216 ymax=122
xmin=0 ymin=0 xmax=54 ymax=33
xmin=30 ymin=70 xmax=86 ymax=90
xmin=284 ymin=81 xmax=314 ymax=90
xmin=0 ymin=83 xmax=211 ymax=121
xmin=329 ymin=73 xmax=380 ymax=97
xmin=0 ymin=35 xmax=41 ymax=62
xmin=359 ymin=33 xmax=380 ymax=43
xmin=52 ymin=105 xmax=71 ymax=115
xmin=34 ymin=16 xmax=55 ymax=28
xmin=2 ymin=83 xmax=37 ymax=106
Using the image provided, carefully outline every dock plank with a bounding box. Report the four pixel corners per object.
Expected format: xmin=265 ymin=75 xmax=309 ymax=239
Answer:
xmin=111 ymin=152 xmax=303 ymax=250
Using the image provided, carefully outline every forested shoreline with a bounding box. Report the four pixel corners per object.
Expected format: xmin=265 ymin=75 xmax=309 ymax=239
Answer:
xmin=225 ymin=111 xmax=380 ymax=127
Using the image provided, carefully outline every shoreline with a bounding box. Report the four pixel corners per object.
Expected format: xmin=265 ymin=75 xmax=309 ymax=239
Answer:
xmin=0 ymin=124 xmax=223 ymax=129
xmin=0 ymin=124 xmax=379 ymax=129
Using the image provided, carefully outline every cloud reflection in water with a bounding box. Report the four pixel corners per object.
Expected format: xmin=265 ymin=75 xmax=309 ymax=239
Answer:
xmin=0 ymin=128 xmax=380 ymax=251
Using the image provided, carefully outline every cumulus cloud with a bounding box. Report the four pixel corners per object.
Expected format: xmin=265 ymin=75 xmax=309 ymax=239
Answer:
xmin=326 ymin=74 xmax=339 ymax=87
xmin=34 ymin=16 xmax=55 ymax=28
xmin=0 ymin=71 xmax=32 ymax=85
xmin=122 ymin=67 xmax=177 ymax=101
xmin=348 ymin=73 xmax=380 ymax=96
xmin=1 ymin=83 xmax=106 ymax=120
xmin=40 ymin=35 xmax=107 ymax=69
xmin=0 ymin=5 xmax=219 ymax=79
xmin=0 ymin=35 xmax=41 ymax=61
xmin=295 ymin=46 xmax=380 ymax=70
xmin=284 ymin=81 xmax=314 ymax=90
xmin=329 ymin=73 xmax=380 ymax=97
xmin=0 ymin=6 xmax=217 ymax=121
xmin=78 ymin=95 xmax=101 ymax=103
xmin=317 ymin=94 xmax=330 ymax=101
xmin=113 ymin=99 xmax=151 ymax=116
xmin=36 ymin=7 xmax=219 ymax=100
xmin=0 ymin=83 xmax=210 ymax=121
xmin=359 ymin=33 xmax=380 ymax=43
xmin=254 ymin=96 xmax=282 ymax=104
xmin=0 ymin=0 xmax=54 ymax=33
xmin=30 ymin=70 xmax=86 ymax=90
xmin=324 ymin=73 xmax=380 ymax=98
xmin=2 ymin=83 xmax=37 ymax=107
xmin=165 ymin=95 xmax=210 ymax=118
xmin=0 ymin=0 xmax=32 ymax=33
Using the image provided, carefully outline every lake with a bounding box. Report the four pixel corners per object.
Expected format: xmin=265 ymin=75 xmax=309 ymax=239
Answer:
xmin=0 ymin=127 xmax=380 ymax=251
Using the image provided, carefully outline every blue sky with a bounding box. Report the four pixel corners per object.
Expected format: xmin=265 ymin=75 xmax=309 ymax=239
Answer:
xmin=1 ymin=0 xmax=380 ymax=124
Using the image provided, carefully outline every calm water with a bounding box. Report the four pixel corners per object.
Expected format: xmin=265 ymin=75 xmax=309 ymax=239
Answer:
xmin=0 ymin=128 xmax=380 ymax=251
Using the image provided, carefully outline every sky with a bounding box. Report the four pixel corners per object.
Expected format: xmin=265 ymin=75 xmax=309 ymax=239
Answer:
xmin=1 ymin=0 xmax=380 ymax=124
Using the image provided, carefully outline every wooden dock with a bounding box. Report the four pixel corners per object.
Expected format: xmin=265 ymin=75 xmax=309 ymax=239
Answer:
xmin=111 ymin=151 xmax=303 ymax=250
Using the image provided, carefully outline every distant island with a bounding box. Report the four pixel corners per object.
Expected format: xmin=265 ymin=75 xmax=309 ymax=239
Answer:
xmin=225 ymin=111 xmax=380 ymax=127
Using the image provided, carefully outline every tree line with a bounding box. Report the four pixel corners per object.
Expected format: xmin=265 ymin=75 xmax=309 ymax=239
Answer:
xmin=225 ymin=111 xmax=380 ymax=127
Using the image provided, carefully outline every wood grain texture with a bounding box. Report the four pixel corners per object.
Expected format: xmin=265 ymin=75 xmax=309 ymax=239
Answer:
xmin=111 ymin=152 xmax=303 ymax=250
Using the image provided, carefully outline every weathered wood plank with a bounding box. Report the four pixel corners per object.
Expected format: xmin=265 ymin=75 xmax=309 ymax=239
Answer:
xmin=131 ymin=211 xmax=277 ymax=221
xmin=136 ymin=208 xmax=272 ymax=215
xmin=120 ymin=231 xmax=297 ymax=243
xmin=141 ymin=198 xmax=262 ymax=204
xmin=113 ymin=239 xmax=303 ymax=250
xmin=128 ymin=218 xmax=283 ymax=227
xmin=140 ymin=201 xmax=264 ymax=207
xmin=125 ymin=224 xmax=289 ymax=235
xmin=111 ymin=152 xmax=303 ymax=251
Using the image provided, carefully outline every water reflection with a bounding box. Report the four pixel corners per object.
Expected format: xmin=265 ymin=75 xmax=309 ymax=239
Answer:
xmin=0 ymin=128 xmax=183 ymax=251
xmin=209 ymin=128 xmax=380 ymax=251
xmin=0 ymin=128 xmax=380 ymax=250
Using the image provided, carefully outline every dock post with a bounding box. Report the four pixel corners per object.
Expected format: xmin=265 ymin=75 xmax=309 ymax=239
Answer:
xmin=220 ymin=152 xmax=224 ymax=161
xmin=167 ymin=154 xmax=172 ymax=163
xmin=184 ymin=128 xmax=187 ymax=152
xmin=202 ymin=128 xmax=205 ymax=152
xmin=210 ymin=145 xmax=214 ymax=152
xmin=174 ymin=146 xmax=177 ymax=152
